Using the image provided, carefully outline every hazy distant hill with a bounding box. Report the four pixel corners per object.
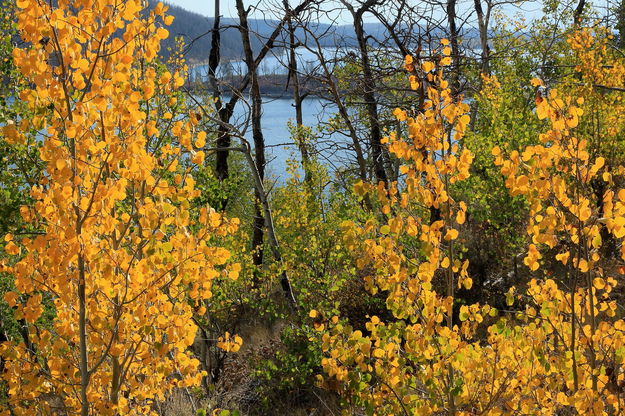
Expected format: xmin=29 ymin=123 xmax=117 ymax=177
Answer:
xmin=153 ymin=1 xmax=479 ymax=63
xmin=152 ymin=1 xmax=362 ymax=63
xmin=152 ymin=1 xmax=261 ymax=62
xmin=154 ymin=1 xmax=344 ymax=62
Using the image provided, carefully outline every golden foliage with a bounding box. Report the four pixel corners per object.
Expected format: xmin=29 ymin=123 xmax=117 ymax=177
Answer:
xmin=317 ymin=34 xmax=625 ymax=415
xmin=0 ymin=1 xmax=238 ymax=414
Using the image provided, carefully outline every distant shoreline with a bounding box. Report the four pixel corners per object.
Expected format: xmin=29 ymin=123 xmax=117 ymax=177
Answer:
xmin=186 ymin=73 xmax=325 ymax=99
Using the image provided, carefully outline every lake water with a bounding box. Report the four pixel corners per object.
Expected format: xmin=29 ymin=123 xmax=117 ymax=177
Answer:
xmin=229 ymin=96 xmax=347 ymax=181
xmin=190 ymin=46 xmax=402 ymax=180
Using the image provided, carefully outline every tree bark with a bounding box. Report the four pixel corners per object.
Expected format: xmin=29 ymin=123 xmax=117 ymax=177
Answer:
xmin=207 ymin=0 xmax=231 ymax=187
xmin=473 ymin=0 xmax=490 ymax=75
xmin=284 ymin=0 xmax=312 ymax=185
xmin=315 ymin=46 xmax=368 ymax=182
xmin=617 ymin=2 xmax=625 ymax=49
xmin=240 ymin=140 xmax=298 ymax=307
xmin=446 ymin=0 xmax=461 ymax=97
xmin=78 ymin=249 xmax=89 ymax=416
xmin=574 ymin=0 xmax=586 ymax=25
xmin=211 ymin=0 xmax=314 ymax=210
xmin=343 ymin=0 xmax=389 ymax=185
xmin=236 ymin=0 xmax=267 ymax=275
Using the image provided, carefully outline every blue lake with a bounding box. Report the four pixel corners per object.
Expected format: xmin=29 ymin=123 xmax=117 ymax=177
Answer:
xmin=228 ymin=96 xmax=347 ymax=181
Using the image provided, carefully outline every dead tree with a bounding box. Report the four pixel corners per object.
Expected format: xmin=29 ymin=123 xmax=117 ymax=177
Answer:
xmin=574 ymin=0 xmax=586 ymax=25
xmin=200 ymin=0 xmax=315 ymax=210
xmin=283 ymin=0 xmax=313 ymax=185
xmin=473 ymin=0 xmax=490 ymax=75
xmin=235 ymin=0 xmax=267 ymax=274
xmin=294 ymin=15 xmax=369 ymax=185
xmin=446 ymin=0 xmax=461 ymax=96
xmin=341 ymin=0 xmax=390 ymax=185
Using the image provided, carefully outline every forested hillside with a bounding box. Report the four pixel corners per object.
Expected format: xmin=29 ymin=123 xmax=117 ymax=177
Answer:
xmin=153 ymin=1 xmax=457 ymax=63
xmin=2 ymin=0 xmax=625 ymax=415
xmin=153 ymin=0 xmax=275 ymax=61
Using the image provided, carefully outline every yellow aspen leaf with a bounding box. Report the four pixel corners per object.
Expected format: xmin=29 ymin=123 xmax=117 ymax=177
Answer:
xmin=353 ymin=181 xmax=369 ymax=197
xmin=65 ymin=126 xmax=76 ymax=138
xmin=154 ymin=2 xmax=165 ymax=15
xmin=506 ymin=287 xmax=516 ymax=306
xmin=444 ymin=228 xmax=459 ymax=241
xmin=191 ymin=151 xmax=205 ymax=164
xmin=527 ymin=259 xmax=539 ymax=271
xmin=555 ymin=251 xmax=570 ymax=265
xmin=404 ymin=55 xmax=413 ymax=69
xmin=456 ymin=209 xmax=466 ymax=225
xmin=76 ymin=58 xmax=89 ymax=72
xmin=536 ymin=100 xmax=549 ymax=120
xmin=228 ymin=263 xmax=241 ymax=280
xmin=4 ymin=291 xmax=18 ymax=307
xmin=594 ymin=157 xmax=605 ymax=171
xmin=441 ymin=257 xmax=450 ymax=268
xmin=530 ymin=78 xmax=544 ymax=87
xmin=393 ymin=108 xmax=407 ymax=121
xmin=578 ymin=259 xmax=589 ymax=273
xmin=422 ymin=61 xmax=434 ymax=72
xmin=459 ymin=305 xmax=469 ymax=321
xmin=218 ymin=332 xmax=242 ymax=352
xmin=156 ymin=27 xmax=169 ymax=40
xmin=195 ymin=131 xmax=207 ymax=148
xmin=4 ymin=241 xmax=19 ymax=255
xmin=2 ymin=121 xmax=21 ymax=144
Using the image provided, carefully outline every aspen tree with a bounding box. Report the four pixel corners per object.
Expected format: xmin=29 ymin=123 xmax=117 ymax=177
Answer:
xmin=1 ymin=1 xmax=238 ymax=414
